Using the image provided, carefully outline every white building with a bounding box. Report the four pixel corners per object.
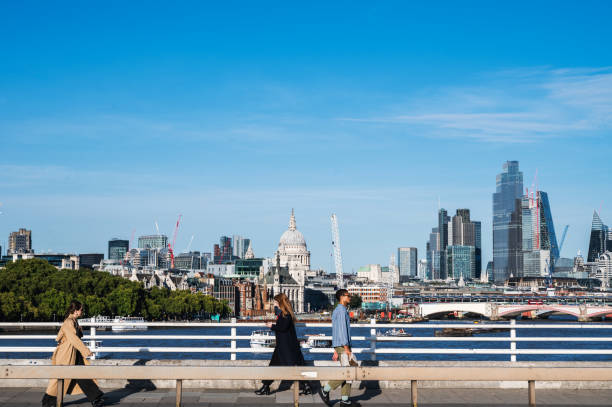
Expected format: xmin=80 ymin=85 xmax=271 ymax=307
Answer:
xmin=259 ymin=209 xmax=309 ymax=313
xmin=595 ymin=251 xmax=612 ymax=289
xmin=357 ymin=264 xmax=383 ymax=283
xmin=207 ymin=263 xmax=235 ymax=277
xmin=418 ymin=259 xmax=428 ymax=280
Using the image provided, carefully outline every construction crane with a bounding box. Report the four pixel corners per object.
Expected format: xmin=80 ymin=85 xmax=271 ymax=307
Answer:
xmin=168 ymin=214 xmax=182 ymax=269
xmin=330 ymin=214 xmax=344 ymax=289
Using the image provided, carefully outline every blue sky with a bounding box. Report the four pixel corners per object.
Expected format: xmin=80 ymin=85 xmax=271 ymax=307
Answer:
xmin=1 ymin=1 xmax=611 ymax=272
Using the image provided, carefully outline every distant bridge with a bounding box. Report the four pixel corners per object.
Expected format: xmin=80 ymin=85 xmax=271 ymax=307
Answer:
xmin=418 ymin=302 xmax=612 ymax=321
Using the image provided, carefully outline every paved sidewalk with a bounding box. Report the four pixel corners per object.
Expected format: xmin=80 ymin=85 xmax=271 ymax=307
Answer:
xmin=2 ymin=387 xmax=612 ymax=406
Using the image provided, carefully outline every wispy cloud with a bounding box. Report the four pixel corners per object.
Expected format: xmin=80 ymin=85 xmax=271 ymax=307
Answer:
xmin=339 ymin=67 xmax=612 ymax=143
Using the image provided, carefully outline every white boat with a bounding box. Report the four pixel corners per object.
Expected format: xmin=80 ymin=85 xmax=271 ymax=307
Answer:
xmin=378 ymin=328 xmax=412 ymax=337
xmin=81 ymin=316 xmax=111 ymax=331
xmin=302 ymin=334 xmax=332 ymax=349
xmin=111 ymin=316 xmax=148 ymax=331
xmin=250 ymin=330 xmax=276 ymax=348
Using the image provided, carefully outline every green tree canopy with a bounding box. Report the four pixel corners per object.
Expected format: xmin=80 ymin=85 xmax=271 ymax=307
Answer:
xmin=0 ymin=259 xmax=231 ymax=321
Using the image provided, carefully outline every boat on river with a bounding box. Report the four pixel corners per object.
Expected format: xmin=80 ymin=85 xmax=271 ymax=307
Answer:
xmin=378 ymin=328 xmax=412 ymax=337
xmin=302 ymin=334 xmax=332 ymax=348
xmin=250 ymin=330 xmax=276 ymax=348
xmin=111 ymin=316 xmax=148 ymax=331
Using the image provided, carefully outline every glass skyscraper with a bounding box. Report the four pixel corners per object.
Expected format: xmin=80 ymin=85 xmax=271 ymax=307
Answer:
xmin=537 ymin=191 xmax=559 ymax=260
xmin=493 ymin=161 xmax=523 ymax=282
xmin=438 ymin=209 xmax=449 ymax=279
xmin=397 ymin=247 xmax=418 ymax=281
xmin=587 ymin=211 xmax=609 ymax=262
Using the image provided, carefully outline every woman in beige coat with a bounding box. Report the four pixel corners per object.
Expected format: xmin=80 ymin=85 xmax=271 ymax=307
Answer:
xmin=41 ymin=301 xmax=105 ymax=407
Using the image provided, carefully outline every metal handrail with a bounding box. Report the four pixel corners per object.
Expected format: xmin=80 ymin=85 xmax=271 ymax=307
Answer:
xmin=2 ymin=319 xmax=611 ymax=361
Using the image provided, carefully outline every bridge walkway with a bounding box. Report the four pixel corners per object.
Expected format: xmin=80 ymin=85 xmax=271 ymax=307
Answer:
xmin=3 ymin=387 xmax=612 ymax=406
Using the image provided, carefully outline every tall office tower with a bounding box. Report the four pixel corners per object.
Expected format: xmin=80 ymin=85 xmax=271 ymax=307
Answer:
xmin=536 ymin=191 xmax=559 ymax=259
xmin=397 ymin=247 xmax=418 ymax=281
xmin=449 ymin=209 xmax=475 ymax=247
xmin=427 ymin=227 xmax=440 ymax=279
xmin=446 ymin=209 xmax=479 ymax=279
xmin=473 ymin=221 xmax=482 ymax=279
xmin=438 ymin=209 xmax=450 ymax=279
xmin=520 ymin=191 xmax=559 ymax=277
xmin=108 ymin=238 xmax=129 ymax=262
xmin=493 ymin=161 xmax=523 ymax=282
xmin=138 ymin=234 xmax=168 ymax=250
xmin=587 ymin=211 xmax=608 ymax=262
xmin=232 ymin=235 xmax=251 ymax=259
xmin=8 ymin=228 xmax=32 ymax=255
xmin=214 ymin=236 xmax=233 ymax=264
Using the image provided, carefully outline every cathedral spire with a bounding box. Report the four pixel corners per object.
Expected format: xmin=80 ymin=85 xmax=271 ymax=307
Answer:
xmin=289 ymin=208 xmax=296 ymax=231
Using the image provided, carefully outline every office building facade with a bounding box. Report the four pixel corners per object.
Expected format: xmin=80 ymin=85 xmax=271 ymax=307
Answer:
xmin=397 ymin=247 xmax=418 ymax=281
xmin=79 ymin=253 xmax=104 ymax=269
xmin=138 ymin=235 xmax=168 ymax=250
xmin=492 ymin=161 xmax=523 ymax=282
xmin=8 ymin=228 xmax=32 ymax=255
xmin=447 ymin=245 xmax=475 ymax=280
xmin=213 ymin=236 xmax=234 ymax=264
xmin=108 ymin=239 xmax=129 ymax=262
xmin=232 ymin=235 xmax=251 ymax=259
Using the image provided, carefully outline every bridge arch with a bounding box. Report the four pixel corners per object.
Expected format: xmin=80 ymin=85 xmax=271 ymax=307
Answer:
xmin=419 ymin=303 xmax=490 ymax=319
xmin=498 ymin=305 xmax=581 ymax=318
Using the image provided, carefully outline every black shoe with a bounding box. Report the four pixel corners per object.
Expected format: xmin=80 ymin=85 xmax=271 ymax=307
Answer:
xmin=318 ymin=387 xmax=331 ymax=406
xmin=299 ymin=382 xmax=312 ymax=395
xmin=254 ymin=384 xmax=271 ymax=395
xmin=41 ymin=393 xmax=56 ymax=407
xmin=339 ymin=400 xmax=361 ymax=407
xmin=91 ymin=394 xmax=106 ymax=407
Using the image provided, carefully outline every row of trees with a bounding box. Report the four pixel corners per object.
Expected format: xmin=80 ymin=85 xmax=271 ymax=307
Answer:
xmin=0 ymin=259 xmax=231 ymax=321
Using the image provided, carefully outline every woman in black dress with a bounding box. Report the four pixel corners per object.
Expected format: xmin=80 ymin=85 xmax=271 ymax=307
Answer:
xmin=254 ymin=293 xmax=312 ymax=395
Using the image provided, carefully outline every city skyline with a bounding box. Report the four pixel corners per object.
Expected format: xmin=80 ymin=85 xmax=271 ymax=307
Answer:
xmin=1 ymin=3 xmax=611 ymax=273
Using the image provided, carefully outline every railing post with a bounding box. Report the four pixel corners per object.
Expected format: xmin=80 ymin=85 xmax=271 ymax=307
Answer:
xmin=411 ymin=379 xmax=418 ymax=407
xmin=176 ymin=379 xmax=183 ymax=407
xmin=528 ymin=380 xmax=536 ymax=406
xmin=230 ymin=317 xmax=237 ymax=361
xmin=369 ymin=318 xmax=377 ymax=361
xmin=56 ymin=379 xmax=64 ymax=407
xmin=510 ymin=319 xmax=516 ymax=362
xmin=293 ymin=380 xmax=299 ymax=407
xmin=90 ymin=316 xmax=97 ymax=360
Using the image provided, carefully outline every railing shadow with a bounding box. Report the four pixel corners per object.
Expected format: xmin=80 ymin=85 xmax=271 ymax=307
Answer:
xmin=66 ymin=359 xmax=157 ymax=406
xmin=353 ymin=359 xmax=382 ymax=403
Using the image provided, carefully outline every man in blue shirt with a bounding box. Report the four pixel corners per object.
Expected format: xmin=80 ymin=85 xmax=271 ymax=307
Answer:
xmin=319 ymin=289 xmax=360 ymax=406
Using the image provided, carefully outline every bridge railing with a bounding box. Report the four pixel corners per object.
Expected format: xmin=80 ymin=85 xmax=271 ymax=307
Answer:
xmin=3 ymin=364 xmax=612 ymax=407
xmin=1 ymin=319 xmax=612 ymax=362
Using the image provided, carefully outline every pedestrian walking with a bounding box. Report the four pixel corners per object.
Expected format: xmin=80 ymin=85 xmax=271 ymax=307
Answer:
xmin=254 ymin=293 xmax=313 ymax=396
xmin=319 ymin=289 xmax=360 ymax=406
xmin=41 ymin=301 xmax=105 ymax=407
